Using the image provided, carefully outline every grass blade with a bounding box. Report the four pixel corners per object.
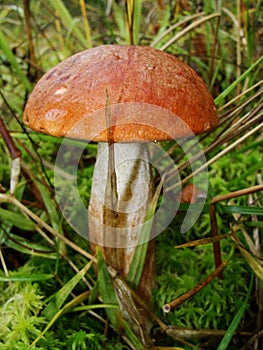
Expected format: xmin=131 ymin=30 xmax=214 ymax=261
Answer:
xmin=46 ymin=0 xmax=87 ymax=49
xmin=97 ymin=248 xmax=121 ymax=331
xmin=217 ymin=274 xmax=253 ymax=350
xmin=0 ymin=31 xmax=32 ymax=92
xmin=35 ymin=182 xmax=62 ymax=234
xmin=0 ymin=273 xmax=53 ymax=282
xmin=30 ymin=291 xmax=90 ymax=348
xmin=232 ymin=233 xmax=263 ymax=283
xmin=215 ymin=54 xmax=263 ymax=106
xmin=79 ymin=0 xmax=92 ymax=48
xmin=160 ymin=13 xmax=220 ymax=51
xmin=3 ymin=233 xmax=56 ymax=258
xmin=133 ymin=0 xmax=142 ymax=44
xmin=34 ymin=181 xmax=67 ymax=255
xmin=222 ymin=205 xmax=263 ymax=216
xmin=0 ymin=207 xmax=35 ymax=231
xmin=42 ymin=260 xmax=93 ymax=320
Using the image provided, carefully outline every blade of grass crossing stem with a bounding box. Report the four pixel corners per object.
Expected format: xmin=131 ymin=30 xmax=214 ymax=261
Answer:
xmin=126 ymin=179 xmax=162 ymax=289
xmin=42 ymin=260 xmax=93 ymax=320
xmin=217 ymin=274 xmax=253 ymax=350
xmin=0 ymin=31 xmax=32 ymax=92
xmin=97 ymin=249 xmax=144 ymax=349
xmin=46 ymin=0 xmax=87 ymax=49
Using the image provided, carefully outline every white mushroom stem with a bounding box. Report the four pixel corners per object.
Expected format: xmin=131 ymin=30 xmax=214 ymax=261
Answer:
xmin=88 ymin=142 xmax=154 ymax=283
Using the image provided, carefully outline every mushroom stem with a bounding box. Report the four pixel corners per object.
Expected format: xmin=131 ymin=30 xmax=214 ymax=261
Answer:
xmin=88 ymin=142 xmax=155 ymax=299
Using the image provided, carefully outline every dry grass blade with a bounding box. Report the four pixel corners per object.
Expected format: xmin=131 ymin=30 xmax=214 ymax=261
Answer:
xmin=175 ymin=233 xmax=231 ymax=248
xmin=218 ymin=81 xmax=263 ymax=112
xmin=160 ymin=13 xmax=220 ymax=51
xmin=150 ymin=12 xmax=205 ymax=48
xmin=167 ymin=121 xmax=263 ymax=191
xmin=164 ymin=84 xmax=262 ymax=190
xmin=79 ymin=0 xmax=92 ymax=48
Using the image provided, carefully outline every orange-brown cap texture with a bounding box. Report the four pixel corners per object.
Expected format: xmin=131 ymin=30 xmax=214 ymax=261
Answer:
xmin=23 ymin=45 xmax=218 ymax=142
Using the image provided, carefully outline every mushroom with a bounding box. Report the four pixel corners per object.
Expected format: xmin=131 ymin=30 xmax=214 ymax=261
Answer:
xmin=23 ymin=45 xmax=218 ymax=302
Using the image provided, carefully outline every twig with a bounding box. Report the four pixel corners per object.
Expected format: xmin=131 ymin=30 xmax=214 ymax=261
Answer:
xmin=211 ymin=184 xmax=263 ymax=204
xmin=0 ymin=116 xmax=21 ymax=159
xmin=240 ymin=330 xmax=263 ymax=350
xmin=163 ymin=261 xmax=227 ymax=313
xmin=0 ymin=116 xmax=21 ymax=194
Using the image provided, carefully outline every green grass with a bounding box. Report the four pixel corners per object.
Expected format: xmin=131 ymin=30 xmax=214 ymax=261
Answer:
xmin=0 ymin=0 xmax=262 ymax=349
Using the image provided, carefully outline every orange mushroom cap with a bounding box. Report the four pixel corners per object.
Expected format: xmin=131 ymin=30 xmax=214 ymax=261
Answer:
xmin=23 ymin=45 xmax=218 ymax=142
